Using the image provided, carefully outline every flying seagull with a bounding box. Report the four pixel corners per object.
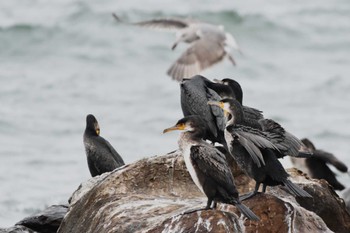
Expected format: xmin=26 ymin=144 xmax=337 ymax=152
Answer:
xmin=112 ymin=13 xmax=241 ymax=81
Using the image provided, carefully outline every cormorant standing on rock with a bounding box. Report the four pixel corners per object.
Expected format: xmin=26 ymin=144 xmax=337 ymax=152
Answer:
xmin=83 ymin=114 xmax=125 ymax=177
xmin=208 ymin=99 xmax=312 ymax=200
xmin=163 ymin=115 xmax=259 ymax=221
xmin=212 ymin=78 xmax=311 ymax=158
xmin=291 ymin=138 xmax=348 ymax=190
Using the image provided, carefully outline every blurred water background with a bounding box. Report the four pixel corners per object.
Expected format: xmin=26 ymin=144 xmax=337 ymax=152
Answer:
xmin=1 ymin=0 xmax=349 ymax=227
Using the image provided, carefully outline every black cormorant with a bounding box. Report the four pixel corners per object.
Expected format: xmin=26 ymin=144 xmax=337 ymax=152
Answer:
xmin=208 ymin=99 xmax=312 ymax=200
xmin=163 ymin=115 xmax=259 ymax=220
xmin=83 ymin=114 xmax=125 ymax=177
xmin=212 ymin=78 xmax=311 ymax=158
xmin=291 ymin=138 xmax=348 ymax=190
xmin=180 ymin=75 xmax=227 ymax=147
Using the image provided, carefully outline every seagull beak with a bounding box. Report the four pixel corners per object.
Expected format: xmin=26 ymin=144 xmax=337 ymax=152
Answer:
xmin=171 ymin=42 xmax=178 ymax=50
xmin=163 ymin=124 xmax=185 ymax=134
xmin=227 ymin=54 xmax=236 ymax=66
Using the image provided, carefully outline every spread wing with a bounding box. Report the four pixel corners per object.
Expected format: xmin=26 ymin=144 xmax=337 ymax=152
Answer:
xmin=243 ymin=106 xmax=264 ymax=121
xmin=132 ymin=18 xmax=189 ymax=31
xmin=112 ymin=13 xmax=190 ymax=32
xmin=259 ymin=119 xmax=309 ymax=158
xmin=190 ymin=145 xmax=237 ymax=193
xmin=230 ymin=125 xmax=281 ymax=167
xmin=167 ymin=38 xmax=226 ymax=81
xmin=314 ymin=149 xmax=348 ymax=172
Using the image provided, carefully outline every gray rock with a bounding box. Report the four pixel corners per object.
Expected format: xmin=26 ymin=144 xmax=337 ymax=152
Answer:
xmin=340 ymin=187 xmax=350 ymax=213
xmin=0 ymin=225 xmax=37 ymax=233
xmin=58 ymin=151 xmax=350 ymax=233
xmin=15 ymin=205 xmax=68 ymax=233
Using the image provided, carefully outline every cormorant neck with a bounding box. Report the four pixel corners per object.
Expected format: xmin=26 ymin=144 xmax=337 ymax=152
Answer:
xmin=227 ymin=82 xmax=243 ymax=104
xmin=226 ymin=103 xmax=244 ymax=127
xmin=226 ymin=114 xmax=235 ymax=127
xmin=178 ymin=130 xmax=205 ymax=150
xmin=85 ymin=128 xmax=98 ymax=136
xmin=236 ymin=91 xmax=243 ymax=105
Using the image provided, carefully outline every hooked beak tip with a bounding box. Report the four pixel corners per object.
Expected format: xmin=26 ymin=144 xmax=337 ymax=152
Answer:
xmin=171 ymin=43 xmax=178 ymax=50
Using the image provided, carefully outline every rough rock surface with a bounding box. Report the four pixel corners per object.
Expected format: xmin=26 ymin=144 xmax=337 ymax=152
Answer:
xmin=0 ymin=225 xmax=37 ymax=233
xmin=58 ymin=151 xmax=350 ymax=233
xmin=340 ymin=187 xmax=350 ymax=213
xmin=15 ymin=205 xmax=68 ymax=233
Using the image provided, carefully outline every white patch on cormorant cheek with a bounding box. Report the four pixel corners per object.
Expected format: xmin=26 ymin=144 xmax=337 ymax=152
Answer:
xmin=182 ymin=144 xmax=205 ymax=194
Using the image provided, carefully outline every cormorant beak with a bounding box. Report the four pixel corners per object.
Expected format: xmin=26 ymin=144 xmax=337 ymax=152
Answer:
xmin=207 ymin=101 xmax=229 ymax=117
xmin=94 ymin=123 xmax=100 ymax=135
xmin=207 ymin=100 xmax=224 ymax=108
xmin=163 ymin=124 xmax=185 ymax=134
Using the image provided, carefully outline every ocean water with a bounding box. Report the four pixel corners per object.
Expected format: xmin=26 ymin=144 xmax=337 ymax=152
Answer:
xmin=1 ymin=0 xmax=350 ymax=227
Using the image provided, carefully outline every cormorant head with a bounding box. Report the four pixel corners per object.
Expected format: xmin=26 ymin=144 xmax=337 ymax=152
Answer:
xmin=163 ymin=115 xmax=207 ymax=138
xmin=85 ymin=114 xmax=100 ymax=136
xmin=208 ymin=98 xmax=244 ymax=124
xmin=206 ymin=79 xmax=234 ymax=98
xmin=214 ymin=79 xmax=243 ymax=104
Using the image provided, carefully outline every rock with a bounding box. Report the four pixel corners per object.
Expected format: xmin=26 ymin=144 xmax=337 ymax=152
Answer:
xmin=15 ymin=205 xmax=68 ymax=233
xmin=340 ymin=187 xmax=350 ymax=213
xmin=290 ymin=170 xmax=350 ymax=233
xmin=0 ymin=225 xmax=37 ymax=233
xmin=68 ymin=171 xmax=111 ymax=206
xmin=58 ymin=151 xmax=350 ymax=233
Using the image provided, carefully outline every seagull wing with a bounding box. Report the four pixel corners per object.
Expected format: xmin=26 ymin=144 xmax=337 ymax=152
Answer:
xmin=132 ymin=18 xmax=190 ymax=31
xmin=167 ymin=38 xmax=226 ymax=81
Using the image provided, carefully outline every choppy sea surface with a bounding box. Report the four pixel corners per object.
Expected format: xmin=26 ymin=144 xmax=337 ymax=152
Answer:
xmin=1 ymin=0 xmax=349 ymax=227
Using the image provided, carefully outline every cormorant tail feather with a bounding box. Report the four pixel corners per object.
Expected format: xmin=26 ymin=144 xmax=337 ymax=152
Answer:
xmin=235 ymin=203 xmax=260 ymax=221
xmin=284 ymin=180 xmax=312 ymax=198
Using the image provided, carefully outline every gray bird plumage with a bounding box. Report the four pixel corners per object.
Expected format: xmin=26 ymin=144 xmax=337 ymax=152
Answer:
xmin=83 ymin=114 xmax=125 ymax=177
xmin=112 ymin=14 xmax=241 ymax=81
xmin=180 ymin=75 xmax=226 ymax=146
xmin=213 ymin=78 xmax=311 ymax=158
